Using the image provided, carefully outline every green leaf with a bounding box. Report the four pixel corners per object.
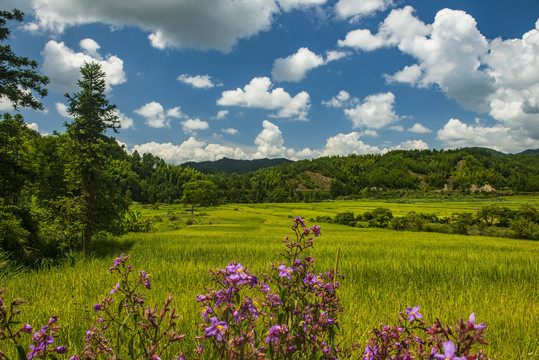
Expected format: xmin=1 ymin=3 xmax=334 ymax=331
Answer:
xmin=128 ymin=336 xmax=135 ymax=360
xmin=50 ymin=355 xmax=59 ymax=360
xmin=16 ymin=345 xmax=26 ymax=360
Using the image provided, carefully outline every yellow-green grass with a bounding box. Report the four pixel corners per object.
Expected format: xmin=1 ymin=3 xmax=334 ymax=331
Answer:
xmin=3 ymin=198 xmax=539 ymax=359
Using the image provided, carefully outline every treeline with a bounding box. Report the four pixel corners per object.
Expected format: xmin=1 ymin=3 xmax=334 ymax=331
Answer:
xmin=318 ymin=203 xmax=539 ymax=240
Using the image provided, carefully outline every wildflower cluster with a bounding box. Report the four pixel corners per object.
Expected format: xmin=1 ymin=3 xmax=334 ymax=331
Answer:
xmin=195 ymin=217 xmax=344 ymax=360
xmin=360 ymin=307 xmax=491 ymax=359
xmin=72 ymin=253 xmax=186 ymax=360
xmin=0 ymin=289 xmax=66 ymax=359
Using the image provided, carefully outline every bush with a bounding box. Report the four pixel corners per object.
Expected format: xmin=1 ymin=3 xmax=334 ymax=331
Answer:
xmin=334 ymin=211 xmax=355 ymax=226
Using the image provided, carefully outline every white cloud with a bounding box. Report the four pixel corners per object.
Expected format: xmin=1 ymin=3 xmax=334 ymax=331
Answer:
xmin=325 ymin=50 xmax=350 ymax=62
xmin=26 ymin=0 xmax=279 ymax=52
xmin=391 ymin=139 xmax=429 ymax=150
xmin=277 ymin=0 xmax=327 ymax=11
xmin=272 ymin=47 xmax=349 ymax=83
xmin=217 ymin=77 xmax=311 ymax=120
xmin=322 ymin=90 xmax=351 ymax=108
xmin=41 ymin=40 xmax=126 ymax=93
xmin=385 ymin=64 xmax=422 ymax=85
xmin=335 ymin=0 xmax=393 ymax=21
xmin=214 ymin=110 xmax=229 ymax=119
xmin=253 ymin=120 xmax=286 ymax=158
xmin=177 ymin=74 xmax=216 ymax=89
xmin=131 ymin=137 xmax=248 ymax=164
xmin=272 ymin=47 xmax=325 ymax=82
xmin=390 ymin=125 xmax=404 ymax=131
xmin=344 ymin=92 xmax=397 ymax=129
xmin=134 ymin=101 xmax=184 ymax=128
xmin=436 ymin=118 xmax=539 ymax=153
xmin=337 ymin=29 xmax=388 ymax=51
xmin=56 ymin=102 xmax=72 ymax=118
xmin=79 ymin=38 xmax=101 ymax=59
xmin=116 ymin=110 xmax=134 ymax=130
xmin=27 ymin=122 xmax=39 ymax=132
xmin=341 ymin=6 xmax=539 ymax=142
xmin=181 ymin=118 xmax=209 ymax=134
xmin=321 ymin=132 xmax=382 ymax=156
xmin=222 ymin=128 xmax=238 ymax=135
xmin=408 ymin=123 xmax=431 ymax=133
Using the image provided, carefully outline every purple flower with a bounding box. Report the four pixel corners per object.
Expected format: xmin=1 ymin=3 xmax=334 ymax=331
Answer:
xmin=296 ymin=216 xmax=306 ymax=228
xmin=434 ymin=341 xmax=466 ymax=360
xmin=22 ymin=324 xmax=33 ymax=333
xmin=468 ymin=313 xmax=487 ymax=330
xmin=196 ymin=295 xmax=206 ymax=302
xmin=48 ymin=316 xmax=57 ymax=325
xmin=405 ymin=306 xmax=422 ymax=322
xmin=68 ymin=356 xmax=81 ymax=360
xmin=279 ymin=265 xmax=294 ymax=279
xmin=265 ymin=324 xmax=283 ymax=344
xmin=113 ymin=253 xmax=125 ymax=267
xmin=94 ymin=304 xmax=102 ymax=313
xmin=201 ymin=307 xmax=213 ymax=321
xmin=247 ymin=275 xmax=258 ymax=287
xmin=140 ymin=271 xmax=151 ymax=289
xmin=205 ymin=317 xmax=227 ymax=342
xmin=54 ymin=346 xmax=67 ymax=354
xmin=110 ymin=283 xmax=120 ymax=295
xmin=267 ymin=293 xmax=283 ymax=306
xmin=226 ymin=263 xmax=248 ymax=282
xmin=311 ymin=224 xmax=321 ymax=237
xmin=363 ymin=345 xmax=377 ymax=360
xmin=260 ymin=283 xmax=270 ymax=293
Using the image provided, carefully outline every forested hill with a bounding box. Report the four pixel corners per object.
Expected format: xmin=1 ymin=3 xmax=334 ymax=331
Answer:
xmin=127 ymin=146 xmax=539 ymax=204
xmin=182 ymin=157 xmax=292 ymax=174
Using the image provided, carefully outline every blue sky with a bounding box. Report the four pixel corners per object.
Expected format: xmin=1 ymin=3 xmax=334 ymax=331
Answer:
xmin=3 ymin=0 xmax=539 ymax=164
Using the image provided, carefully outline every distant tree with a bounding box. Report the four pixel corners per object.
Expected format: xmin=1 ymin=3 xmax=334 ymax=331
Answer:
xmin=182 ymin=180 xmax=218 ymax=214
xmin=0 ymin=9 xmax=49 ymax=111
xmin=63 ymin=62 xmax=129 ymax=255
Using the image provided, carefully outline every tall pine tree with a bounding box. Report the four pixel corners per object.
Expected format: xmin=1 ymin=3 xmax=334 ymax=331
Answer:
xmin=64 ymin=62 xmax=129 ymax=255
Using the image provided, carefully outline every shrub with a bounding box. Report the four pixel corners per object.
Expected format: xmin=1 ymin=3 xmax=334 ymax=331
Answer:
xmin=334 ymin=211 xmax=355 ymax=226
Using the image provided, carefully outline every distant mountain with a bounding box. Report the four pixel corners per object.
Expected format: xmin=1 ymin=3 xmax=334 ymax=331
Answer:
xmin=518 ymin=149 xmax=539 ymax=155
xmin=182 ymin=157 xmax=293 ymax=174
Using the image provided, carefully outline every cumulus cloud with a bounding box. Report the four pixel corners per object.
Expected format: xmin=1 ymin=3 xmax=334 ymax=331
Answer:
xmin=214 ymin=110 xmax=229 ymax=119
xmin=217 ymin=77 xmax=311 ymax=120
xmin=272 ymin=47 xmax=349 ymax=82
xmin=322 ymin=90 xmax=352 ymax=107
xmin=56 ymin=102 xmax=72 ymax=118
xmin=253 ymin=120 xmax=286 ymax=158
xmin=340 ymin=6 xmax=539 ymax=141
xmin=134 ymin=101 xmax=185 ymax=128
xmin=272 ymin=47 xmax=325 ymax=82
xmin=41 ymin=40 xmax=126 ymax=93
xmin=181 ymin=118 xmax=209 ymax=134
xmin=177 ymin=74 xmax=217 ymax=89
xmin=344 ymin=92 xmax=397 ymax=129
xmin=27 ymin=122 xmax=39 ymax=132
xmin=335 ymin=0 xmax=393 ymax=21
xmin=222 ymin=128 xmax=238 ymax=135
xmin=321 ymin=132 xmax=382 ymax=156
xmin=277 ymin=0 xmax=327 ymax=11
xmin=131 ymin=137 xmax=247 ymax=164
xmin=391 ymin=139 xmax=429 ymax=150
xmin=436 ymin=118 xmax=539 ymax=153
xmin=408 ymin=123 xmax=431 ymax=133
xmin=26 ymin=0 xmax=279 ymax=52
xmin=116 ymin=111 xmax=134 ymax=130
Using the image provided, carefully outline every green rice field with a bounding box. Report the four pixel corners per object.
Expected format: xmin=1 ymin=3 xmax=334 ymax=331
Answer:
xmin=3 ymin=196 xmax=539 ymax=359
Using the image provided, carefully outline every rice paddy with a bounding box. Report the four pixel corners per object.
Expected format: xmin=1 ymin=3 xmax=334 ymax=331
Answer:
xmin=3 ymin=197 xmax=539 ymax=359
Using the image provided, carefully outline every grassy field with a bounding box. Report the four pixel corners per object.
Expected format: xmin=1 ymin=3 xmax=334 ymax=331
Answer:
xmin=2 ymin=196 xmax=539 ymax=359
